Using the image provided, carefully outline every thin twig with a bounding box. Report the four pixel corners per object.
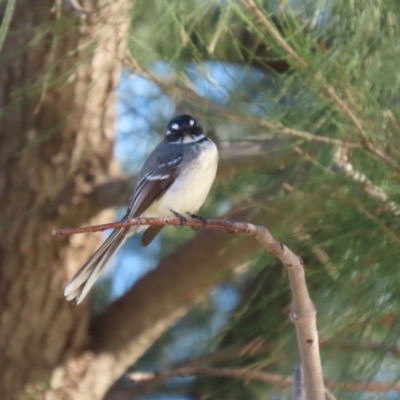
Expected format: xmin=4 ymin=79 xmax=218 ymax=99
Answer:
xmin=241 ymin=0 xmax=308 ymax=69
xmin=324 ymin=389 xmax=338 ymax=400
xmin=110 ymin=337 xmax=398 ymax=399
xmin=80 ymin=16 xmax=358 ymax=149
xmin=293 ymin=365 xmax=305 ymax=400
xmin=241 ymin=0 xmax=400 ymax=172
xmin=52 ymin=217 xmax=253 ymax=236
xmin=0 ymin=0 xmax=17 ymax=56
xmin=129 ymin=58 xmax=358 ymax=148
xmin=54 ymin=216 xmax=325 ymax=400
xmin=110 ymin=341 xmax=274 ymax=399
xmin=127 ymin=365 xmax=400 ymax=393
xmin=323 ymin=85 xmax=400 ymax=170
xmin=333 ymin=147 xmax=400 ymax=216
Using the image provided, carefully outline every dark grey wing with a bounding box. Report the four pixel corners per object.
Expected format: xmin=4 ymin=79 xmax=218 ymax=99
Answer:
xmin=126 ymin=149 xmax=183 ymax=247
xmin=127 ymin=146 xmax=184 ymax=219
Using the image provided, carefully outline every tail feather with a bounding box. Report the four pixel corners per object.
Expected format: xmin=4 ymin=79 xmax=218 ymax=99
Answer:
xmin=64 ymin=228 xmax=131 ymax=305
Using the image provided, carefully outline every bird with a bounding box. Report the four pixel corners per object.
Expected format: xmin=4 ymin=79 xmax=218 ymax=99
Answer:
xmin=64 ymin=114 xmax=218 ymax=305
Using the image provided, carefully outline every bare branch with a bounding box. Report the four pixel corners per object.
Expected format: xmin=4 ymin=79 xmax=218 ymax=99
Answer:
xmin=241 ymin=0 xmax=309 ymax=69
xmin=126 ymin=58 xmax=358 ymax=149
xmin=81 ymin=16 xmax=358 ymax=150
xmin=51 ymin=208 xmax=275 ymax=400
xmin=51 ymin=216 xmax=275 ymax=236
xmin=241 ymin=0 xmax=400 ymax=171
xmin=105 ymin=340 xmax=273 ymax=400
xmin=63 ymin=208 xmax=263 ymax=398
xmin=113 ymin=338 xmax=400 ymax=400
xmin=323 ymin=85 xmax=400 ymax=170
xmin=333 ymin=147 xmax=400 ymax=216
xmin=128 ymin=367 xmax=292 ymax=386
xmin=54 ymin=215 xmax=325 ymax=400
xmin=126 ymin=366 xmax=400 ymax=394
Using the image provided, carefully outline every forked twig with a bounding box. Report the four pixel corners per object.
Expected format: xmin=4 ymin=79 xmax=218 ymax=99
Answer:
xmin=128 ymin=365 xmax=400 ymax=394
xmin=53 ymin=215 xmax=325 ymax=400
xmin=78 ymin=11 xmax=359 ymax=149
xmin=242 ymin=0 xmax=400 ymax=172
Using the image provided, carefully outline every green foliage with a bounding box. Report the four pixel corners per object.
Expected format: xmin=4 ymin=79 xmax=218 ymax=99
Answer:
xmin=0 ymin=0 xmax=17 ymax=55
xmin=126 ymin=0 xmax=400 ymax=398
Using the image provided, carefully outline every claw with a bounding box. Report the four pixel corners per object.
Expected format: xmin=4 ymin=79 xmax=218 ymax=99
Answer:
xmin=170 ymin=209 xmax=187 ymax=229
xmin=187 ymin=212 xmax=207 ymax=230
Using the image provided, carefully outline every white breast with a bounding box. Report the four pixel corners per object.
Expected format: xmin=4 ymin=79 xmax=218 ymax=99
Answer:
xmin=143 ymin=141 xmax=218 ymax=217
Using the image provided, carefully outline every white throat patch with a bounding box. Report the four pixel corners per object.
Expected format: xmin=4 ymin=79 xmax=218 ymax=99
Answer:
xmin=169 ymin=134 xmax=206 ymax=144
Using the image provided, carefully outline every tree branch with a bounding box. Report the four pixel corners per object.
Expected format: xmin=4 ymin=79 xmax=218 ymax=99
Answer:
xmin=82 ymin=16 xmax=359 ymax=150
xmin=125 ymin=366 xmax=400 ymax=394
xmin=58 ymin=209 xmax=262 ymax=397
xmin=54 ymin=215 xmax=325 ymax=400
xmin=125 ymin=55 xmax=359 ymax=149
xmin=240 ymin=0 xmax=309 ymax=70
xmin=241 ymin=0 xmax=400 ymax=172
xmin=105 ymin=339 xmax=273 ymax=400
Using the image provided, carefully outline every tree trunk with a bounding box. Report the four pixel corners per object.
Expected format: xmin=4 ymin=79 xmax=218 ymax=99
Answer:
xmin=0 ymin=2 xmax=288 ymax=399
xmin=0 ymin=1 xmax=129 ymax=398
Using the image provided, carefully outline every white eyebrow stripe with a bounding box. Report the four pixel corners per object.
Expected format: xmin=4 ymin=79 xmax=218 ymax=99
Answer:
xmin=169 ymin=134 xmax=207 ymax=144
xmin=189 ymin=119 xmax=195 ymax=126
xmin=171 ymin=123 xmax=179 ymax=130
xmin=170 ymin=133 xmax=207 ymax=144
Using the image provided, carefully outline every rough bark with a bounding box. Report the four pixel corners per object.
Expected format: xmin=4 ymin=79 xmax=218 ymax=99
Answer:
xmin=0 ymin=0 xmax=128 ymax=398
xmin=0 ymin=2 xmax=294 ymax=400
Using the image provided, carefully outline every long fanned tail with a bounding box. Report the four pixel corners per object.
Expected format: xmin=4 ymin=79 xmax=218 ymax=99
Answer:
xmin=64 ymin=227 xmax=134 ymax=305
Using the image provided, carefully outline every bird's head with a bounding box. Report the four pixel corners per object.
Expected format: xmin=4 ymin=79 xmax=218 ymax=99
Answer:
xmin=165 ymin=115 xmax=205 ymax=143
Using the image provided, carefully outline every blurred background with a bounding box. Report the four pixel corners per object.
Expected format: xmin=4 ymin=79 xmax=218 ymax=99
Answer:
xmin=1 ymin=0 xmax=400 ymax=399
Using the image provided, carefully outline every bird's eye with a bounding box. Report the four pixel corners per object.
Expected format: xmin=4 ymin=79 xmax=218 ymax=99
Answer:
xmin=166 ymin=127 xmax=182 ymax=142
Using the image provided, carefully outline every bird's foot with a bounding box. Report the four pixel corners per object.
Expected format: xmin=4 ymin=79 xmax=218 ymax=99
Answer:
xmin=186 ymin=212 xmax=207 ymax=230
xmin=170 ymin=209 xmax=187 ymax=229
